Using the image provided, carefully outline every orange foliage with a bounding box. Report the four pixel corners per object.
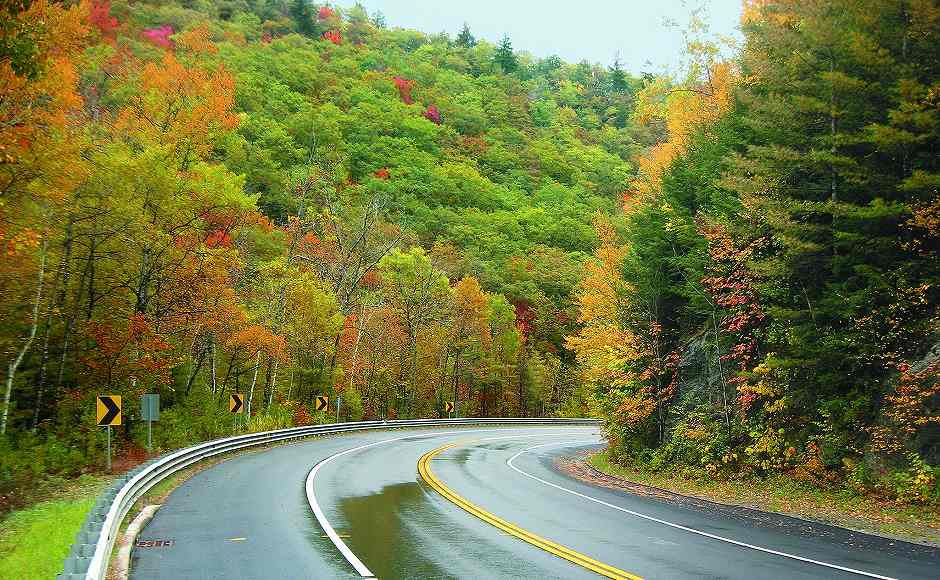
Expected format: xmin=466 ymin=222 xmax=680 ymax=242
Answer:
xmin=0 ymin=1 xmax=89 ymax=294
xmin=227 ymin=324 xmax=288 ymax=362
xmin=0 ymin=1 xmax=87 ymax=180
xmin=870 ymin=361 xmax=940 ymax=454
xmin=630 ymin=62 xmax=735 ymax=206
xmin=566 ymin=215 xmax=643 ymax=386
xmin=177 ymin=22 xmax=218 ymax=55
xmin=115 ymin=52 xmax=238 ymax=159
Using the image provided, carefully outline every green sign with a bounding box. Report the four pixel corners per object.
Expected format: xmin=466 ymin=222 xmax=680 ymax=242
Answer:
xmin=141 ymin=394 xmax=160 ymax=421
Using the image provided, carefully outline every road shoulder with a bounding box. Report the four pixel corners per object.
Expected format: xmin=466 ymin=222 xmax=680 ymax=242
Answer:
xmin=554 ymin=450 xmax=940 ymax=558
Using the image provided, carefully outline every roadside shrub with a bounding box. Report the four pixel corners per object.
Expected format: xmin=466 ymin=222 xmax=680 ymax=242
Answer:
xmin=246 ymin=402 xmax=295 ymax=432
xmin=886 ymin=453 xmax=939 ymax=505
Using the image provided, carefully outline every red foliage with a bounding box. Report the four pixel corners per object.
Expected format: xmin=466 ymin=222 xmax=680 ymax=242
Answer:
xmin=322 ymin=29 xmax=342 ymax=45
xmin=393 ymin=76 xmax=414 ymax=104
xmin=204 ymin=229 xmax=232 ymax=248
xmin=318 ymin=6 xmax=335 ymax=20
xmin=142 ymin=25 xmax=174 ymax=49
xmin=293 ymin=404 xmax=313 ymax=426
xmin=89 ymin=0 xmax=119 ymax=37
xmin=513 ymin=301 xmax=535 ymax=340
xmin=697 ymin=219 xmax=768 ymax=412
xmin=359 ymin=269 xmax=381 ymax=288
xmin=80 ymin=314 xmax=178 ymax=389
xmin=112 ymin=444 xmax=149 ymax=472
xmin=424 ymin=104 xmax=442 ymax=124
xmin=374 ymin=167 xmax=390 ymax=180
xmin=261 ymin=32 xmax=272 ymax=44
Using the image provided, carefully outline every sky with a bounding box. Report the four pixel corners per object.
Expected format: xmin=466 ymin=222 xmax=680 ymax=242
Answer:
xmin=337 ymin=0 xmax=743 ymax=74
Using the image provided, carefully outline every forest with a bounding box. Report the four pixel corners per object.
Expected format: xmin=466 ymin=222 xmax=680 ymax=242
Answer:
xmin=0 ymin=0 xmax=937 ymax=513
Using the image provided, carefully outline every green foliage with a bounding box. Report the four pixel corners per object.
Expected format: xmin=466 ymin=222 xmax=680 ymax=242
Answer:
xmin=581 ymin=0 xmax=939 ymax=507
xmin=0 ymin=475 xmax=107 ymax=579
xmin=493 ymin=35 xmax=518 ymax=73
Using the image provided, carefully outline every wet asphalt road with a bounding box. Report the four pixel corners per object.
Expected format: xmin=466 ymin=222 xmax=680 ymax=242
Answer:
xmin=130 ymin=426 xmax=940 ymax=580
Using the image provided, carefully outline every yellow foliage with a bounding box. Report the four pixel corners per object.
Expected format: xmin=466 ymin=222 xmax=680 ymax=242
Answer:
xmin=629 ymin=62 xmax=735 ymax=205
xmin=566 ymin=215 xmax=644 ymax=387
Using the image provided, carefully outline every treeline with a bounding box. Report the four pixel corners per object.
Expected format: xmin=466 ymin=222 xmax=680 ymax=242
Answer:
xmin=0 ymin=0 xmax=643 ymax=509
xmin=571 ymin=0 xmax=940 ymax=504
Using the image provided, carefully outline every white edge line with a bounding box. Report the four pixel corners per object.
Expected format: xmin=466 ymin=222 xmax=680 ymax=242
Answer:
xmin=507 ymin=441 xmax=899 ymax=580
xmin=305 ymin=427 xmax=598 ymax=578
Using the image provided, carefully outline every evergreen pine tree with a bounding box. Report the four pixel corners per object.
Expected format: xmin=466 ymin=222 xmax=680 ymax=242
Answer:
xmin=493 ymin=35 xmax=518 ymax=73
xmin=456 ymin=22 xmax=476 ymax=48
xmin=371 ymin=10 xmax=386 ymax=29
xmin=289 ymin=0 xmax=315 ymax=37
xmin=728 ymin=0 xmax=940 ymax=453
xmin=609 ymin=55 xmax=628 ymax=94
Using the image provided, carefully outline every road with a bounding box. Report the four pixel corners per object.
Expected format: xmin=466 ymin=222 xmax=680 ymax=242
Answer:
xmin=131 ymin=425 xmax=940 ymax=579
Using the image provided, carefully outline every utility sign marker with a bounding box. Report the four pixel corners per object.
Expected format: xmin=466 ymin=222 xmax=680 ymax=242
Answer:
xmin=96 ymin=395 xmax=122 ymax=426
xmin=229 ymin=393 xmax=244 ymax=414
xmin=141 ymin=393 xmax=160 ymax=451
xmin=315 ymin=395 xmax=329 ymax=412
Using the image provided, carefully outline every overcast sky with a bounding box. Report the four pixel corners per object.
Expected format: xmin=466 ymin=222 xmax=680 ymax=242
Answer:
xmin=336 ymin=0 xmax=743 ymax=74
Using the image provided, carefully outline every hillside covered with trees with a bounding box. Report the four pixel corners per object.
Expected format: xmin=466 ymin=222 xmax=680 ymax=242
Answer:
xmin=0 ymin=0 xmax=645 ymax=509
xmin=1 ymin=0 xmax=937 ymax=514
xmin=569 ymin=0 xmax=939 ymax=506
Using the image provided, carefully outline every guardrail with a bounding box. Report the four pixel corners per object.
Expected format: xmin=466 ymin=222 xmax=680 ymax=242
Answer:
xmin=57 ymin=417 xmax=600 ymax=580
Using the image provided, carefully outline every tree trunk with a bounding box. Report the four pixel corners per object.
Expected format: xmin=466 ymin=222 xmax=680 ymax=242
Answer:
xmin=347 ymin=306 xmax=368 ymax=391
xmin=517 ymin=348 xmax=528 ymax=417
xmin=263 ymin=357 xmax=275 ymax=409
xmin=85 ymin=235 xmax=96 ymax=320
xmin=2 ymin=240 xmax=47 ymax=435
xmin=31 ymin=219 xmax=73 ymax=431
xmin=409 ymin=336 xmax=418 ymax=417
xmin=210 ymin=337 xmax=218 ymax=394
xmin=183 ymin=347 xmax=207 ymax=395
xmin=452 ymin=351 xmax=460 ymax=417
xmin=247 ymin=350 xmax=262 ymax=417
xmin=219 ymin=349 xmax=238 ymax=401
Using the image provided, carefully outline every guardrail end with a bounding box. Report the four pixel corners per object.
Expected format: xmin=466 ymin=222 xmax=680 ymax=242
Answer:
xmin=84 ymin=512 xmax=106 ymax=526
xmin=69 ymin=542 xmax=96 ymax=558
xmin=61 ymin=555 xmax=91 ymax=574
xmin=76 ymin=527 xmax=101 ymax=544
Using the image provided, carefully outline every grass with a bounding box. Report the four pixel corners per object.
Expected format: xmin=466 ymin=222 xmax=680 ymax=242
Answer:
xmin=587 ymin=451 xmax=940 ymax=545
xmin=0 ymin=475 xmax=112 ymax=579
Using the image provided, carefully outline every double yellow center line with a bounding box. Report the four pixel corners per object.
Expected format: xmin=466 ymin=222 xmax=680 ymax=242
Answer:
xmin=417 ymin=442 xmax=643 ymax=580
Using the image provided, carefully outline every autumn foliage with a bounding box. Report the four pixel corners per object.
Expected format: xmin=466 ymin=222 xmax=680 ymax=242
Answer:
xmin=424 ymin=104 xmax=442 ymax=124
xmin=393 ymin=76 xmax=414 ymax=104
xmin=572 ymin=0 xmax=940 ymax=506
xmin=322 ymin=29 xmax=341 ymax=45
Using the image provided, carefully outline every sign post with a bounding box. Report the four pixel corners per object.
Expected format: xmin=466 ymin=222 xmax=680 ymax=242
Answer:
xmin=229 ymin=393 xmax=244 ymax=431
xmin=140 ymin=394 xmax=160 ymax=451
xmin=96 ymin=395 xmax=122 ymax=472
xmin=335 ymin=395 xmax=342 ymax=423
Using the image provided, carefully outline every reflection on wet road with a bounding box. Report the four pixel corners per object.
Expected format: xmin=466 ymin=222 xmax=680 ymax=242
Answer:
xmin=313 ymin=428 xmax=600 ymax=580
xmin=339 ymin=482 xmax=450 ymax=579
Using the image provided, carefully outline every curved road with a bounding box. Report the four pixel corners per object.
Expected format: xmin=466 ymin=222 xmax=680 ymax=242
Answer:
xmin=131 ymin=426 xmax=940 ymax=579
